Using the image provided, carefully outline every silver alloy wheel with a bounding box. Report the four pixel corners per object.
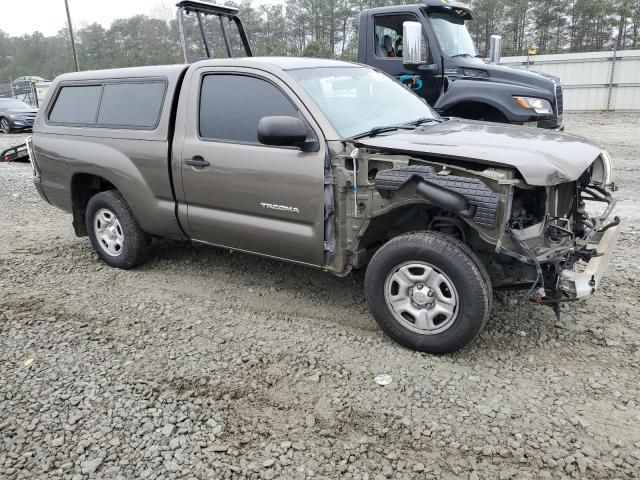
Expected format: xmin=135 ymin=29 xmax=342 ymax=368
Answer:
xmin=0 ymin=118 xmax=10 ymax=133
xmin=384 ymin=261 xmax=459 ymax=335
xmin=93 ymin=208 xmax=125 ymax=257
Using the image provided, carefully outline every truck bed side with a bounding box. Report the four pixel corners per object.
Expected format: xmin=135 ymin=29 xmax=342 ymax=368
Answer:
xmin=31 ymin=65 xmax=189 ymax=240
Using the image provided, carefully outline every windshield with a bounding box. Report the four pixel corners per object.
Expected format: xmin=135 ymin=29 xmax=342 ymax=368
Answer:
xmin=429 ymin=11 xmax=478 ymax=58
xmin=0 ymin=100 xmax=31 ymax=109
xmin=288 ymin=67 xmax=438 ymax=138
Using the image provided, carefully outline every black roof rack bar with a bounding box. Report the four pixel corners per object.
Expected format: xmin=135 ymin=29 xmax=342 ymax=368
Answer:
xmin=196 ymin=11 xmax=211 ymax=58
xmin=176 ymin=1 xmax=239 ymax=17
xmin=176 ymin=0 xmax=253 ymax=62
xmin=219 ymin=16 xmax=232 ymax=57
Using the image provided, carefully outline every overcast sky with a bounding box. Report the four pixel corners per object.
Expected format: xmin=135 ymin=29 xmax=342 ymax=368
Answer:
xmin=0 ymin=0 xmax=280 ymax=37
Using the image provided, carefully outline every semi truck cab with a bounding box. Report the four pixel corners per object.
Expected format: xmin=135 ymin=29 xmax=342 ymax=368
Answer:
xmin=357 ymin=0 xmax=564 ymax=129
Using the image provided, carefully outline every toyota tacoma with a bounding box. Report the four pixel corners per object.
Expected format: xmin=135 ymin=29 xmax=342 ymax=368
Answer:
xmin=28 ymin=57 xmax=619 ymax=353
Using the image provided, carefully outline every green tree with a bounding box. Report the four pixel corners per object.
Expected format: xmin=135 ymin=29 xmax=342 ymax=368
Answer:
xmin=302 ymin=39 xmax=333 ymax=57
xmin=1 ymin=0 xmax=639 ymax=84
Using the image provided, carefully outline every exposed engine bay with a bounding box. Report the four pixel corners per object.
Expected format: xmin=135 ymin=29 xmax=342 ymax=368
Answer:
xmin=329 ymin=141 xmax=619 ymax=317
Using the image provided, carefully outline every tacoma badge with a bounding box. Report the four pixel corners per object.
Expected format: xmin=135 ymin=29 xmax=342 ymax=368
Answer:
xmin=260 ymin=203 xmax=300 ymax=214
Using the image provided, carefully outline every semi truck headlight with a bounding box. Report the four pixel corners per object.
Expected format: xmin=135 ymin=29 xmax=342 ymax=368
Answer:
xmin=592 ymin=150 xmax=614 ymax=189
xmin=514 ymin=96 xmax=553 ymax=115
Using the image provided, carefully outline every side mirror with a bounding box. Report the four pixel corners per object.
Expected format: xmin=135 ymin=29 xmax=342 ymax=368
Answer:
xmin=403 ymin=21 xmax=427 ymax=68
xmin=258 ymin=116 xmax=307 ymax=148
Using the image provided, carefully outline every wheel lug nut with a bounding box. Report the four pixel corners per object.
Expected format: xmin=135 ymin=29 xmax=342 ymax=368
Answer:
xmin=428 ymin=291 xmax=435 ymax=297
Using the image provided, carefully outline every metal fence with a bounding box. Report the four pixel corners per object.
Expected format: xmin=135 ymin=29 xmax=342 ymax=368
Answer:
xmin=0 ymin=79 xmax=43 ymax=106
xmin=500 ymin=49 xmax=640 ymax=112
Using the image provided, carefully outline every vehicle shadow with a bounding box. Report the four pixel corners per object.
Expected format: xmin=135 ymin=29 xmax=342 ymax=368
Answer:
xmin=143 ymin=239 xmax=565 ymax=346
xmin=144 ymin=239 xmax=376 ymax=331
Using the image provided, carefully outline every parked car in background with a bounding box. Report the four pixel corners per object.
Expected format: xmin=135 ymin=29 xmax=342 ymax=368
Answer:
xmin=12 ymin=76 xmax=49 ymax=92
xmin=0 ymin=98 xmax=38 ymax=133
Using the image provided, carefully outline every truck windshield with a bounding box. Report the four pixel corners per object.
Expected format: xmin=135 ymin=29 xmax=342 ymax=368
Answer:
xmin=288 ymin=67 xmax=438 ymax=139
xmin=429 ymin=11 xmax=478 ymax=58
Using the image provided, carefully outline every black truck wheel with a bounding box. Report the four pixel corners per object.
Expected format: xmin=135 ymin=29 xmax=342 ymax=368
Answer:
xmin=364 ymin=232 xmax=492 ymax=354
xmin=85 ymin=190 xmax=149 ymax=269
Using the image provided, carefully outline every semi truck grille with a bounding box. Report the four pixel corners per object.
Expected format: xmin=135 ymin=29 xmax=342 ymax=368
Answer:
xmin=555 ymin=84 xmax=564 ymax=115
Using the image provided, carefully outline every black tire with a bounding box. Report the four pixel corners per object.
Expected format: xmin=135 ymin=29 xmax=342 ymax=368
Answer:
xmin=0 ymin=117 xmax=11 ymax=134
xmin=448 ymin=233 xmax=494 ymax=314
xmin=85 ymin=190 xmax=149 ymax=269
xmin=364 ymin=231 xmax=492 ymax=354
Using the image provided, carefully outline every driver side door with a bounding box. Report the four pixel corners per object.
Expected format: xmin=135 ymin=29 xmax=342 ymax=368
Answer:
xmin=176 ymin=67 xmax=327 ymax=266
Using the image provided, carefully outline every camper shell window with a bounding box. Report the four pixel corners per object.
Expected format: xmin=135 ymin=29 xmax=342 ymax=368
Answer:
xmin=48 ymin=80 xmax=167 ymax=129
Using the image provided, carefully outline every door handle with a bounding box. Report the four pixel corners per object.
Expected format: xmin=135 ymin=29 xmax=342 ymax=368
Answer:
xmin=185 ymin=156 xmax=210 ymax=168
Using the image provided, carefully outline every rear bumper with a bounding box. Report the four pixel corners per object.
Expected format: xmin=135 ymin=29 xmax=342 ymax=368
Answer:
xmin=25 ymin=136 xmax=50 ymax=204
xmin=33 ymin=176 xmax=50 ymax=204
xmin=558 ymin=225 xmax=621 ymax=298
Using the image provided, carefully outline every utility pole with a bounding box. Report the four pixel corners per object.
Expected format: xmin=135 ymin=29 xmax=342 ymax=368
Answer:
xmin=64 ymin=0 xmax=80 ymax=71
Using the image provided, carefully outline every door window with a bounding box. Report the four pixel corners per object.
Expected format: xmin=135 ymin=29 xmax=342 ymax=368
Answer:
xmin=199 ymin=74 xmax=300 ymax=144
xmin=374 ymin=14 xmax=424 ymax=60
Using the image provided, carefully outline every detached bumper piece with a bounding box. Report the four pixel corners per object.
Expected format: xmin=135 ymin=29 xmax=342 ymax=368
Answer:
xmin=559 ymin=224 xmax=621 ymax=298
xmin=1 ymin=143 xmax=29 ymax=162
xmin=375 ymin=165 xmax=500 ymax=229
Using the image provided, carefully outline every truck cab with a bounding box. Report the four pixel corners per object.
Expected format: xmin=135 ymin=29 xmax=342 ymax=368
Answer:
xmin=357 ymin=0 xmax=564 ymax=129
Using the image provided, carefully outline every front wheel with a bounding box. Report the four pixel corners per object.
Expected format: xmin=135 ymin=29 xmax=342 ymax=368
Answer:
xmin=0 ymin=118 xmax=11 ymax=133
xmin=85 ymin=190 xmax=149 ymax=269
xmin=364 ymin=232 xmax=492 ymax=354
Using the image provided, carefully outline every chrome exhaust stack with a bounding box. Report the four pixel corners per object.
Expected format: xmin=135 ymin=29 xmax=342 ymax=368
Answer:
xmin=489 ymin=35 xmax=502 ymax=64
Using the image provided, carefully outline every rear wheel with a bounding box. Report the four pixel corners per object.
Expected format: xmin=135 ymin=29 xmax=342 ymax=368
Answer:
xmin=85 ymin=190 xmax=149 ymax=269
xmin=365 ymin=232 xmax=491 ymax=354
xmin=0 ymin=118 xmax=11 ymax=133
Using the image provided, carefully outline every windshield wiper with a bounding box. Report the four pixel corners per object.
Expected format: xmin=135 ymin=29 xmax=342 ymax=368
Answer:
xmin=350 ymin=124 xmax=415 ymax=140
xmin=406 ymin=117 xmax=444 ymax=127
xmin=450 ymin=53 xmax=474 ymax=58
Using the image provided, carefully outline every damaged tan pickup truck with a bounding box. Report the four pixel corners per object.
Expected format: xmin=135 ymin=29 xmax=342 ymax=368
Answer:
xmin=28 ymin=57 xmax=620 ymax=353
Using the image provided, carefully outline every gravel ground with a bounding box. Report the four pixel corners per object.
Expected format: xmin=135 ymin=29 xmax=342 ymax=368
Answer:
xmin=1 ymin=113 xmax=639 ymax=480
